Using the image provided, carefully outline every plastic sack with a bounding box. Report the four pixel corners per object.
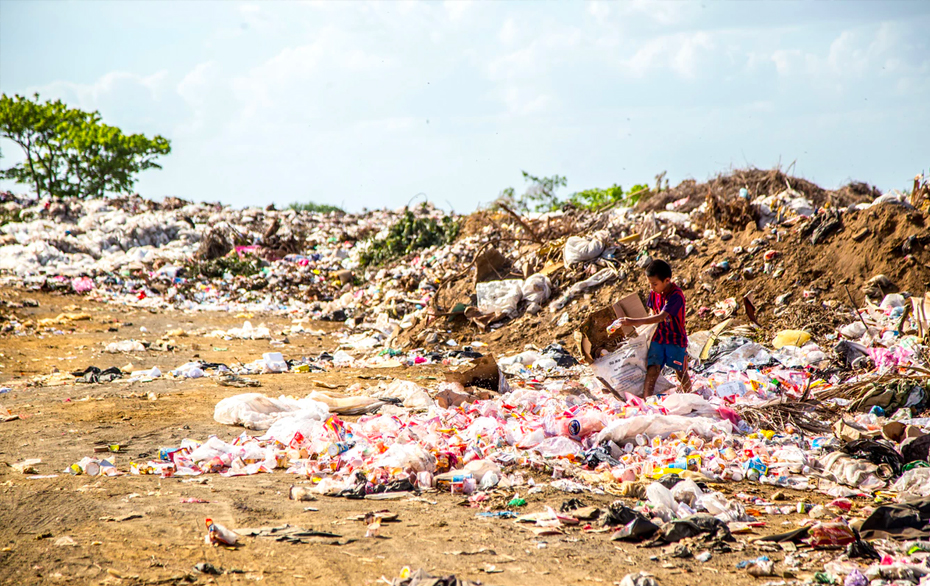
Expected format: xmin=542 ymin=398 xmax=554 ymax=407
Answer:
xmin=591 ymin=324 xmax=673 ymax=397
xmin=819 ymin=451 xmax=887 ymax=490
xmin=172 ymin=362 xmax=205 ymax=378
xmin=891 ymin=468 xmax=930 ymax=497
xmin=213 ymin=393 xmax=329 ymax=431
xmin=263 ymin=412 xmax=326 ymax=448
xmin=563 ymin=235 xmax=605 ymax=266
xmin=596 ymin=414 xmax=732 ymax=445
xmin=646 ymin=482 xmax=675 ymax=510
xmin=521 ymin=274 xmax=551 ymax=305
xmin=476 ymin=279 xmax=523 ymax=316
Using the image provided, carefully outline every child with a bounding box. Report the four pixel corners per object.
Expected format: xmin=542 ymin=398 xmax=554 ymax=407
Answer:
xmin=615 ymin=259 xmax=692 ymax=398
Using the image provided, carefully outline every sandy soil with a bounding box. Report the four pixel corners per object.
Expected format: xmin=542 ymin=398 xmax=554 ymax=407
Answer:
xmin=0 ymin=292 xmax=844 ymax=586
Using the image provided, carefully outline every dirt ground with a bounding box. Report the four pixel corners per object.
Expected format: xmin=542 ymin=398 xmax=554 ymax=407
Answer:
xmin=1 ymin=291 xmax=848 ymax=586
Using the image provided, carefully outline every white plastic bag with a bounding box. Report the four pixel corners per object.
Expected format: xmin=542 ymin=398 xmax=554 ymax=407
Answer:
xmin=563 ymin=236 xmax=605 ymax=266
xmin=521 ymin=274 xmax=551 ymax=305
xmin=213 ymin=393 xmax=329 ymax=431
xmin=596 ymin=414 xmax=731 ymax=445
xmin=661 ymin=394 xmax=716 ymax=417
xmin=476 ymin=279 xmax=523 ymax=316
xmin=532 ymin=436 xmax=583 ymax=458
xmin=891 ymin=468 xmax=930 ymax=497
xmin=375 ymin=443 xmax=436 ymax=472
xmin=374 ymin=379 xmax=433 ymax=410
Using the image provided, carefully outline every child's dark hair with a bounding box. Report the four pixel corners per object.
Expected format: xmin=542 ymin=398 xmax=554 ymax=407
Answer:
xmin=645 ymin=259 xmax=672 ymax=280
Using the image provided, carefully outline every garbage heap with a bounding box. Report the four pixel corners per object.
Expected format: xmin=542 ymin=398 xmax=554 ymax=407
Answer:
xmin=3 ymin=170 xmax=930 ymax=584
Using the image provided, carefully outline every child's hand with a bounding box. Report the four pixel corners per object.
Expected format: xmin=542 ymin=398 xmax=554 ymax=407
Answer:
xmin=617 ymin=317 xmax=632 ymax=327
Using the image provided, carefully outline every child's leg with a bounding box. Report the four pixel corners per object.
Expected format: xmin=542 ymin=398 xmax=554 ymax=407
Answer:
xmin=643 ymin=365 xmax=660 ymax=398
xmin=643 ymin=342 xmax=663 ymax=399
xmin=675 ymin=355 xmax=692 ymax=393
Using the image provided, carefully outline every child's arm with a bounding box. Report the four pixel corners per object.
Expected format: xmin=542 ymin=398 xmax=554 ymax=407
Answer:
xmin=618 ymin=312 xmax=667 ymax=327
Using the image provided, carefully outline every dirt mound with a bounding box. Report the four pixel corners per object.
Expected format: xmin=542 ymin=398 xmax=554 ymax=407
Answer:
xmin=405 ymin=201 xmax=929 ymax=355
xmin=637 ymin=168 xmax=878 ymax=214
xmin=644 ymin=201 xmax=929 ymax=337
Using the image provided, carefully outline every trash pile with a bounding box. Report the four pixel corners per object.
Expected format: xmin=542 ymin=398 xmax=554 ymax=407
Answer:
xmin=3 ymin=170 xmax=930 ymax=583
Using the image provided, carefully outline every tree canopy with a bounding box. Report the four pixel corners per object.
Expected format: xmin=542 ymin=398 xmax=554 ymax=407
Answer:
xmin=0 ymin=93 xmax=171 ymax=199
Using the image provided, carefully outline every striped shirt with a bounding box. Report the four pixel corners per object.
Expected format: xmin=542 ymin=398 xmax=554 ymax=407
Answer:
xmin=647 ymin=283 xmax=688 ymax=348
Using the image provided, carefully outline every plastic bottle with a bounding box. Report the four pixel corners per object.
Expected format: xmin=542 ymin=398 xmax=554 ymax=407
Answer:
xmin=205 ymin=518 xmax=239 ymax=545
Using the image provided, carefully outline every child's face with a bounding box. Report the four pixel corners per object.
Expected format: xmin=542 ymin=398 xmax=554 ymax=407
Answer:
xmin=647 ymin=275 xmax=670 ymax=294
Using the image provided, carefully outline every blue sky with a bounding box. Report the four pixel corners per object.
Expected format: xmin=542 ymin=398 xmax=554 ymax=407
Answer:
xmin=2 ymin=1 xmax=928 ymax=211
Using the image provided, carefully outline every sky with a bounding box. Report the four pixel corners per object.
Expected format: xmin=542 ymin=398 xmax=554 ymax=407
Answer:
xmin=1 ymin=0 xmax=928 ymax=212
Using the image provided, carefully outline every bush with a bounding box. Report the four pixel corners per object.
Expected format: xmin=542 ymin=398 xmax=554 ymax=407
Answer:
xmin=287 ymin=201 xmax=344 ymax=214
xmin=188 ymin=254 xmax=262 ymax=278
xmin=358 ymin=209 xmax=460 ymax=267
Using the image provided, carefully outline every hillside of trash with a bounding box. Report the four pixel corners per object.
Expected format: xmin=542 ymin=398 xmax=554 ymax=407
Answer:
xmin=1 ymin=169 xmax=930 ymax=586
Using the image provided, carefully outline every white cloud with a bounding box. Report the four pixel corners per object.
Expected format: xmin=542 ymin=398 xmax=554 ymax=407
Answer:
xmin=587 ymin=1 xmax=610 ymax=23
xmin=622 ymin=32 xmax=714 ymax=79
xmin=498 ymin=18 xmax=517 ymax=45
xmin=770 ymin=49 xmax=800 ymax=75
xmin=444 ymin=0 xmax=473 ymax=22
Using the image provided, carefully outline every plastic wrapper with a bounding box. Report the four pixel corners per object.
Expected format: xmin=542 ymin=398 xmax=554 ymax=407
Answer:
xmin=807 ymin=522 xmax=856 ymax=547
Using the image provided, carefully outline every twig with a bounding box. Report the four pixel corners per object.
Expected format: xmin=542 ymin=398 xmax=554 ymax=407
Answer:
xmin=499 ymin=204 xmax=541 ymax=244
xmin=843 ymin=284 xmax=870 ymax=334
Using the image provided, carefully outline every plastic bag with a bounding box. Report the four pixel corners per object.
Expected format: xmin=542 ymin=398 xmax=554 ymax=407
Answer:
xmin=532 ymin=436 xmax=584 ymax=458
xmin=646 ymin=482 xmax=676 ymax=510
xmin=596 ymin=415 xmax=732 ymax=445
xmin=375 ymin=443 xmax=436 ymax=473
xmin=563 ymin=235 xmax=605 ymax=266
xmin=375 ymin=379 xmax=433 ymax=410
xmin=106 ymin=340 xmax=146 ymax=353
xmin=891 ymin=468 xmax=930 ymax=497
xmin=661 ymin=394 xmax=716 ymax=417
xmin=670 ymin=479 xmax=703 ymax=507
xmin=213 ymin=393 xmax=328 ymax=431
xmin=476 ymin=279 xmax=523 ymax=316
xmin=464 ymin=459 xmax=502 ymax=483
xmin=521 ymin=274 xmax=551 ymax=305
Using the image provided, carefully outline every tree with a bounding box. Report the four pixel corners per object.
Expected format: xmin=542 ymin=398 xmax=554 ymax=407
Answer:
xmin=493 ymin=171 xmax=568 ymax=213
xmin=0 ymin=93 xmax=170 ymax=198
